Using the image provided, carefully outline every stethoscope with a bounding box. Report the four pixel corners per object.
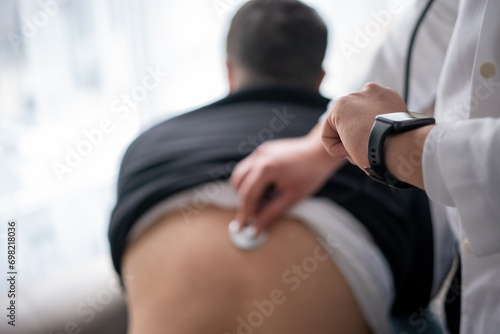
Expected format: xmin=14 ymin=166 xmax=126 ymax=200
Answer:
xmin=403 ymin=0 xmax=436 ymax=104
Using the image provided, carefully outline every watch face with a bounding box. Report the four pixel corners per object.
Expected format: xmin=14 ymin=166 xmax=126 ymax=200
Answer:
xmin=376 ymin=112 xmax=431 ymax=123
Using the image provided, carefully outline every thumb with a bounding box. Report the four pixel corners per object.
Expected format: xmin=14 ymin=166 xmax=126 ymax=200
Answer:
xmin=253 ymin=192 xmax=298 ymax=235
xmin=321 ymin=119 xmax=348 ymax=158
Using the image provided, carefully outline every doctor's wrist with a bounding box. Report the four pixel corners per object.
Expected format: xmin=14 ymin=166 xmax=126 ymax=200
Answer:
xmin=384 ymin=124 xmax=435 ymax=189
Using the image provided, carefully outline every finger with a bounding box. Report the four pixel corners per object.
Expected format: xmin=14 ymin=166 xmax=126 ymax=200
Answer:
xmin=321 ymin=117 xmax=348 ymax=158
xmin=230 ymin=153 xmax=256 ymax=191
xmin=235 ymin=166 xmax=274 ymax=228
xmin=322 ymin=138 xmax=348 ymax=158
xmin=253 ymin=191 xmax=298 ymax=235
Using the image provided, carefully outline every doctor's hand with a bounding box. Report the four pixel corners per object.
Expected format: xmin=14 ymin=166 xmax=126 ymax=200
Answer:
xmin=321 ymin=83 xmax=432 ymax=189
xmin=230 ymin=124 xmax=345 ymax=234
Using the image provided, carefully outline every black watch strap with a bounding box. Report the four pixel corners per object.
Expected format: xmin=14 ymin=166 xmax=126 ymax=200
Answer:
xmin=365 ymin=121 xmax=413 ymax=189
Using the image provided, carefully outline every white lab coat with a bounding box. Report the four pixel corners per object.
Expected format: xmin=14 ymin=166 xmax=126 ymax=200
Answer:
xmin=423 ymin=0 xmax=500 ymax=332
xmin=341 ymin=0 xmax=500 ymax=332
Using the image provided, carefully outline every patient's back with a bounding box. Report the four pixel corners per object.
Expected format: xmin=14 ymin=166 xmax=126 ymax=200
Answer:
xmin=123 ymin=205 xmax=372 ymax=334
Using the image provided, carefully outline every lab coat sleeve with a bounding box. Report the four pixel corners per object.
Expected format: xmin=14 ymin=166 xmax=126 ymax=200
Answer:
xmin=423 ymin=118 xmax=500 ymax=256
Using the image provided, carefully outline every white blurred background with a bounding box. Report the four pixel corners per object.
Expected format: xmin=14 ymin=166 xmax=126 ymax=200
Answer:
xmin=0 ymin=0 xmax=414 ymax=290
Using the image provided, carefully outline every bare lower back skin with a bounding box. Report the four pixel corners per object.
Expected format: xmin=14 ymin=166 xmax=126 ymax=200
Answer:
xmin=123 ymin=205 xmax=372 ymax=334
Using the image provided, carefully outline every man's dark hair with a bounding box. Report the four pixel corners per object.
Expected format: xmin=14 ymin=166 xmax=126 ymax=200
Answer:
xmin=227 ymin=0 xmax=328 ymax=88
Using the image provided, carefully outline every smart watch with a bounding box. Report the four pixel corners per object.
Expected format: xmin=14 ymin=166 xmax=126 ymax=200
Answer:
xmin=365 ymin=112 xmax=435 ymax=189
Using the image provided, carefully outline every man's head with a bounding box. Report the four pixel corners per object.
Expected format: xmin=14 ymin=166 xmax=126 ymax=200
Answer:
xmin=226 ymin=0 xmax=328 ymax=92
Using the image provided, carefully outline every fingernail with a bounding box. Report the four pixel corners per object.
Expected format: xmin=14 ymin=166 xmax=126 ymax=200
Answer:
xmin=229 ymin=220 xmax=241 ymax=232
